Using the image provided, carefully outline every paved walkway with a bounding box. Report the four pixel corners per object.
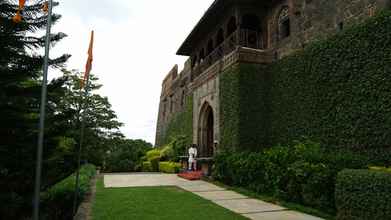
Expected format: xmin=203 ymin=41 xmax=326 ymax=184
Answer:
xmin=104 ymin=173 xmax=324 ymax=220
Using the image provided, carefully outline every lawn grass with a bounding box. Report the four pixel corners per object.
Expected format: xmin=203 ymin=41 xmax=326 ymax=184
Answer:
xmin=92 ymin=178 xmax=248 ymax=220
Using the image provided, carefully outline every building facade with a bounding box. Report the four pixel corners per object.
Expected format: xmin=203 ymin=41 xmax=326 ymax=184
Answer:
xmin=155 ymin=0 xmax=390 ymax=156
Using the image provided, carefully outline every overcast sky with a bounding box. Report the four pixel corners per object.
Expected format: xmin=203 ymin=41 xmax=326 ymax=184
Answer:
xmin=50 ymin=0 xmax=215 ymax=144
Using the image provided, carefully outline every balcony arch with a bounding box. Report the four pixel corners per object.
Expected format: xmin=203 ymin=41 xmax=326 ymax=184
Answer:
xmin=227 ymin=16 xmax=237 ymax=37
xmin=207 ymin=38 xmax=214 ymax=55
xmin=278 ymin=6 xmax=291 ymax=40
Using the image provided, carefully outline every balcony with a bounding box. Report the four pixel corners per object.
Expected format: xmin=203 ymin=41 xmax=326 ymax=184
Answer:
xmin=191 ymin=29 xmax=273 ymax=81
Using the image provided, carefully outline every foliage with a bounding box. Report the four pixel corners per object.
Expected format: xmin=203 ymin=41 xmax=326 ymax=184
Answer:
xmin=160 ymin=135 xmax=188 ymax=162
xmin=157 ymin=96 xmax=193 ymax=148
xmin=0 ymin=0 xmax=71 ymax=218
xmin=266 ymin=11 xmax=391 ymax=151
xmin=142 ymin=161 xmax=152 ymax=172
xmin=104 ymin=139 xmax=152 ymax=172
xmin=92 ymin=179 xmax=248 ymax=220
xmin=219 ymin=11 xmax=391 ymax=157
xmin=220 ymin=64 xmax=270 ymax=151
xmin=335 ymin=169 xmax=391 ymax=220
xmin=146 ymin=149 xmax=161 ymax=161
xmin=150 ymin=156 xmax=160 ymax=172
xmin=40 ymin=164 xmax=96 ymax=220
xmin=213 ymin=140 xmax=367 ymax=214
xmin=159 ymin=162 xmax=182 ymax=173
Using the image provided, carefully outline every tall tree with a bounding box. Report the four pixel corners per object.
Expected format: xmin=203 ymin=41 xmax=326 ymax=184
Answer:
xmin=0 ymin=0 xmax=70 ymax=218
xmin=57 ymin=69 xmax=124 ymax=166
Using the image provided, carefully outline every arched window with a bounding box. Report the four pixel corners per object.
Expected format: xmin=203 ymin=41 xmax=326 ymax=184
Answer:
xmin=207 ymin=39 xmax=214 ymax=55
xmin=216 ymin=28 xmax=224 ymax=46
xmin=227 ymin=16 xmax=237 ymax=37
xmin=170 ymin=98 xmax=174 ymax=113
xmin=192 ymin=55 xmax=198 ymax=68
xmin=181 ymin=91 xmax=185 ymax=107
xmin=199 ymin=48 xmax=205 ymax=62
xmin=241 ymin=14 xmax=260 ymax=31
xmin=278 ymin=6 xmax=290 ymax=40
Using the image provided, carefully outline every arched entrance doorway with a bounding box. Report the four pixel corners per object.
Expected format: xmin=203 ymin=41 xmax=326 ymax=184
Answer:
xmin=198 ymin=103 xmax=214 ymax=157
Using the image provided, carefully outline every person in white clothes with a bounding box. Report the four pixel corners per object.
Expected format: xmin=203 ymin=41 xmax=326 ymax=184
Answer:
xmin=188 ymin=144 xmax=198 ymax=171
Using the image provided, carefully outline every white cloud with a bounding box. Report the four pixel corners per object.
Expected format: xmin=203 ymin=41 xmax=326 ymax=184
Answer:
xmin=50 ymin=0 xmax=215 ymax=144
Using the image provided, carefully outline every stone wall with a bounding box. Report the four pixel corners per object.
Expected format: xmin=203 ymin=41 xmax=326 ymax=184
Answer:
xmin=268 ymin=0 xmax=390 ymax=58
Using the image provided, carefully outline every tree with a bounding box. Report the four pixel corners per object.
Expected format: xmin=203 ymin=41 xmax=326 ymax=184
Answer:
xmin=56 ymin=69 xmax=124 ymax=166
xmin=0 ymin=0 xmax=70 ymax=218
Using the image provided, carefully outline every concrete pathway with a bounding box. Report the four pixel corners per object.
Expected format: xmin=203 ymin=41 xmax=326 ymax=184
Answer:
xmin=104 ymin=173 xmax=324 ymax=220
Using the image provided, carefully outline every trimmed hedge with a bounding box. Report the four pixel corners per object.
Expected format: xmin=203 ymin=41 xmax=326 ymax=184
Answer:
xmin=159 ymin=162 xmax=182 ymax=173
xmin=213 ymin=141 xmax=367 ymax=213
xmin=41 ymin=164 xmax=96 ymax=220
xmin=336 ymin=169 xmax=391 ymax=220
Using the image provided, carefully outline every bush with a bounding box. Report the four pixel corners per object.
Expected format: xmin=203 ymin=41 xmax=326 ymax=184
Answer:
xmin=146 ymin=149 xmax=161 ymax=161
xmin=41 ymin=164 xmax=96 ymax=220
xmin=105 ymin=139 xmax=152 ymax=172
xmin=213 ymin=140 xmax=368 ymax=213
xmin=159 ymin=162 xmax=182 ymax=173
xmin=142 ymin=161 xmax=152 ymax=172
xmin=336 ymin=169 xmax=391 ymax=220
xmin=150 ymin=156 xmax=160 ymax=172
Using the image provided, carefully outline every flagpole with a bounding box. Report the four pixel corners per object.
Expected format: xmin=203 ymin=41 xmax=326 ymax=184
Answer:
xmin=33 ymin=0 xmax=53 ymax=220
xmin=73 ymin=30 xmax=94 ymax=216
xmin=73 ymin=75 xmax=90 ymax=216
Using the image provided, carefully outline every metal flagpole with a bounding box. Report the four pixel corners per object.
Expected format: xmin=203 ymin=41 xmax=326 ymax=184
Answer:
xmin=72 ymin=75 xmax=90 ymax=216
xmin=33 ymin=0 xmax=54 ymax=220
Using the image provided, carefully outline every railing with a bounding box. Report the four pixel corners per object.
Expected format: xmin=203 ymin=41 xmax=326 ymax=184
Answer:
xmin=191 ymin=29 xmax=264 ymax=79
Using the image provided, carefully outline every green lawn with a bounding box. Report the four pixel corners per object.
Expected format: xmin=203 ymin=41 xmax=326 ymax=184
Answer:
xmin=92 ymin=179 xmax=248 ymax=220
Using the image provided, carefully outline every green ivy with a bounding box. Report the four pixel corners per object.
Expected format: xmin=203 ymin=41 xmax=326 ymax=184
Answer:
xmin=267 ymin=11 xmax=391 ymax=151
xmin=220 ymin=11 xmax=391 ymax=158
xmin=220 ymin=63 xmax=269 ymax=151
xmin=158 ymin=96 xmax=193 ymax=148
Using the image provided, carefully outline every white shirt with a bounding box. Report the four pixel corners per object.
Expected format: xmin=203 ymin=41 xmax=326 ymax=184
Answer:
xmin=188 ymin=147 xmax=197 ymax=163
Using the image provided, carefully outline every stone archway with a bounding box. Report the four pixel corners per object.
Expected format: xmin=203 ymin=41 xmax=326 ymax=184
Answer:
xmin=198 ymin=102 xmax=214 ymax=157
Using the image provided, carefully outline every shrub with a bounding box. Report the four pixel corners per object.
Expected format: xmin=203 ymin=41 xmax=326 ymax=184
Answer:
xmin=159 ymin=162 xmax=182 ymax=173
xmin=105 ymin=139 xmax=152 ymax=172
xmin=150 ymin=156 xmax=160 ymax=172
xmin=160 ymin=144 xmax=174 ymax=161
xmin=213 ymin=140 xmax=369 ymax=213
xmin=41 ymin=164 xmax=96 ymax=220
xmin=336 ymin=169 xmax=391 ymax=220
xmin=142 ymin=161 xmax=152 ymax=172
xmin=146 ymin=149 xmax=161 ymax=161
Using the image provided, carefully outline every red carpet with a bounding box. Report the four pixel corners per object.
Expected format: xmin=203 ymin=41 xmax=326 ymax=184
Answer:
xmin=178 ymin=171 xmax=203 ymax=181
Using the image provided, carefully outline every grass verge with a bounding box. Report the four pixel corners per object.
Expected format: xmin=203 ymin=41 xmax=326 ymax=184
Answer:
xmin=92 ymin=178 xmax=248 ymax=220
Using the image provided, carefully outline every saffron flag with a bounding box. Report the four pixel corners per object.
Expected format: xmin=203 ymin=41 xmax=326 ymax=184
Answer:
xmin=81 ymin=31 xmax=94 ymax=88
xmin=12 ymin=0 xmax=26 ymax=23
xmin=42 ymin=1 xmax=49 ymax=12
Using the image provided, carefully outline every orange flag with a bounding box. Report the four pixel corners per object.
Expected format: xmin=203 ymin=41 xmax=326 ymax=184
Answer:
xmin=81 ymin=31 xmax=94 ymax=88
xmin=42 ymin=1 xmax=49 ymax=12
xmin=13 ymin=0 xmax=26 ymax=23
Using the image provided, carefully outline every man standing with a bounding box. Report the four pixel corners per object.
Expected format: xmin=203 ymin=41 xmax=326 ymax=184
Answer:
xmin=188 ymin=144 xmax=198 ymax=171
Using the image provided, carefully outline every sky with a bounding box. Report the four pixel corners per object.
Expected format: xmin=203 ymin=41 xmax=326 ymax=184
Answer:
xmin=49 ymin=0 xmax=215 ymax=144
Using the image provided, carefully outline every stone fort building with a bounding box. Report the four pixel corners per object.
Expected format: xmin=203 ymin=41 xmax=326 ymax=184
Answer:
xmin=155 ymin=0 xmax=390 ymax=157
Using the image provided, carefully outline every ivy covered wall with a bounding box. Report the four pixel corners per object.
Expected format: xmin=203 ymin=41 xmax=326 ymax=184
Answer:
xmin=219 ymin=64 xmax=269 ymax=151
xmin=267 ymin=11 xmax=391 ymax=150
xmin=220 ymin=11 xmax=391 ymax=154
xmin=157 ymin=96 xmax=193 ymax=147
